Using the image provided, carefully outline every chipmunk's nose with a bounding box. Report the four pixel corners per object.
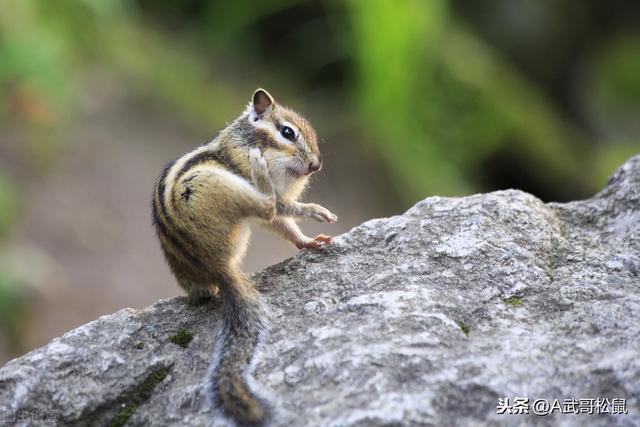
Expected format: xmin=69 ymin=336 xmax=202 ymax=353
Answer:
xmin=308 ymin=157 xmax=322 ymax=173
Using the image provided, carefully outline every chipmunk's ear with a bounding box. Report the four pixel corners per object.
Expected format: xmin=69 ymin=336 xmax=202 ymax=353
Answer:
xmin=252 ymin=88 xmax=274 ymax=116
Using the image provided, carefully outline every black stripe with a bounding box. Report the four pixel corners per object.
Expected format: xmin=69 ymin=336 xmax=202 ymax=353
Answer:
xmin=153 ymin=195 xmax=205 ymax=272
xmin=252 ymin=129 xmax=279 ymax=150
xmin=156 ymin=159 xmax=176 ymax=219
xmin=176 ymin=147 xmax=247 ymax=183
xmin=151 ymin=196 xmax=159 ymax=226
xmin=235 ymin=118 xmax=280 ymax=150
xmin=153 ymin=159 xmax=206 ymax=272
xmin=156 ymin=160 xmax=202 ymax=262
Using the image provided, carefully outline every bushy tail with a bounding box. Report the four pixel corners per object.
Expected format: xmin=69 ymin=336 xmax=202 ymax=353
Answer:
xmin=210 ymin=274 xmax=268 ymax=426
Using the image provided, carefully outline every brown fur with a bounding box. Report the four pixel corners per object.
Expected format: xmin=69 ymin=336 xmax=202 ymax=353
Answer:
xmin=151 ymin=89 xmax=337 ymax=425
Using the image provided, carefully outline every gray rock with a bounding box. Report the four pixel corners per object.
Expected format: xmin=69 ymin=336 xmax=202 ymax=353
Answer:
xmin=2 ymin=156 xmax=640 ymax=427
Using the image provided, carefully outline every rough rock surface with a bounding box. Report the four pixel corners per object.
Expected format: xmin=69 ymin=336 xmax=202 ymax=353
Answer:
xmin=1 ymin=156 xmax=640 ymax=427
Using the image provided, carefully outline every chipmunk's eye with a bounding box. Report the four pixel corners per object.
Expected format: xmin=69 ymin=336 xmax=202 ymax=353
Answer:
xmin=280 ymin=126 xmax=296 ymax=141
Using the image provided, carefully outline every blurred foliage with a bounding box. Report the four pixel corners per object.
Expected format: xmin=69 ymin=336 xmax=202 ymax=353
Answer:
xmin=0 ymin=273 xmax=27 ymax=350
xmin=0 ymin=174 xmax=17 ymax=237
xmin=595 ymin=36 xmax=640 ymax=104
xmin=348 ymin=0 xmax=472 ymax=196
xmin=0 ymin=0 xmax=82 ymax=124
xmin=3 ymin=0 xmax=638 ymax=206
xmin=588 ymin=34 xmax=640 ymax=134
xmin=0 ymin=0 xmax=639 ymax=203
xmin=0 ymin=0 xmax=114 ymax=170
xmin=347 ymin=0 xmax=618 ymax=200
xmin=0 ymin=0 xmax=638 ymax=360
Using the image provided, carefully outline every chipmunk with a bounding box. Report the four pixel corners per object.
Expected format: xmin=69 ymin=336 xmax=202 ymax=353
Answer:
xmin=151 ymin=88 xmax=337 ymax=425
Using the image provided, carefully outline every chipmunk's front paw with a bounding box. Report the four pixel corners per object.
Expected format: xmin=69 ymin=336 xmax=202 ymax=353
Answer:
xmin=261 ymin=195 xmax=277 ymax=221
xmin=305 ymin=203 xmax=338 ymax=223
xmin=249 ymin=147 xmax=266 ymax=169
xmin=296 ymin=234 xmax=333 ymax=250
xmin=249 ymin=148 xmax=273 ymax=195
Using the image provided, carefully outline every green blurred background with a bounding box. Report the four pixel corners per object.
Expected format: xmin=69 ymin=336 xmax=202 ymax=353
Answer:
xmin=0 ymin=0 xmax=638 ymax=363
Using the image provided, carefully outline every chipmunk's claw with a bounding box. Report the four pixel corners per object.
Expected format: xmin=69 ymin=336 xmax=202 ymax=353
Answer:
xmin=297 ymin=234 xmax=333 ymax=250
